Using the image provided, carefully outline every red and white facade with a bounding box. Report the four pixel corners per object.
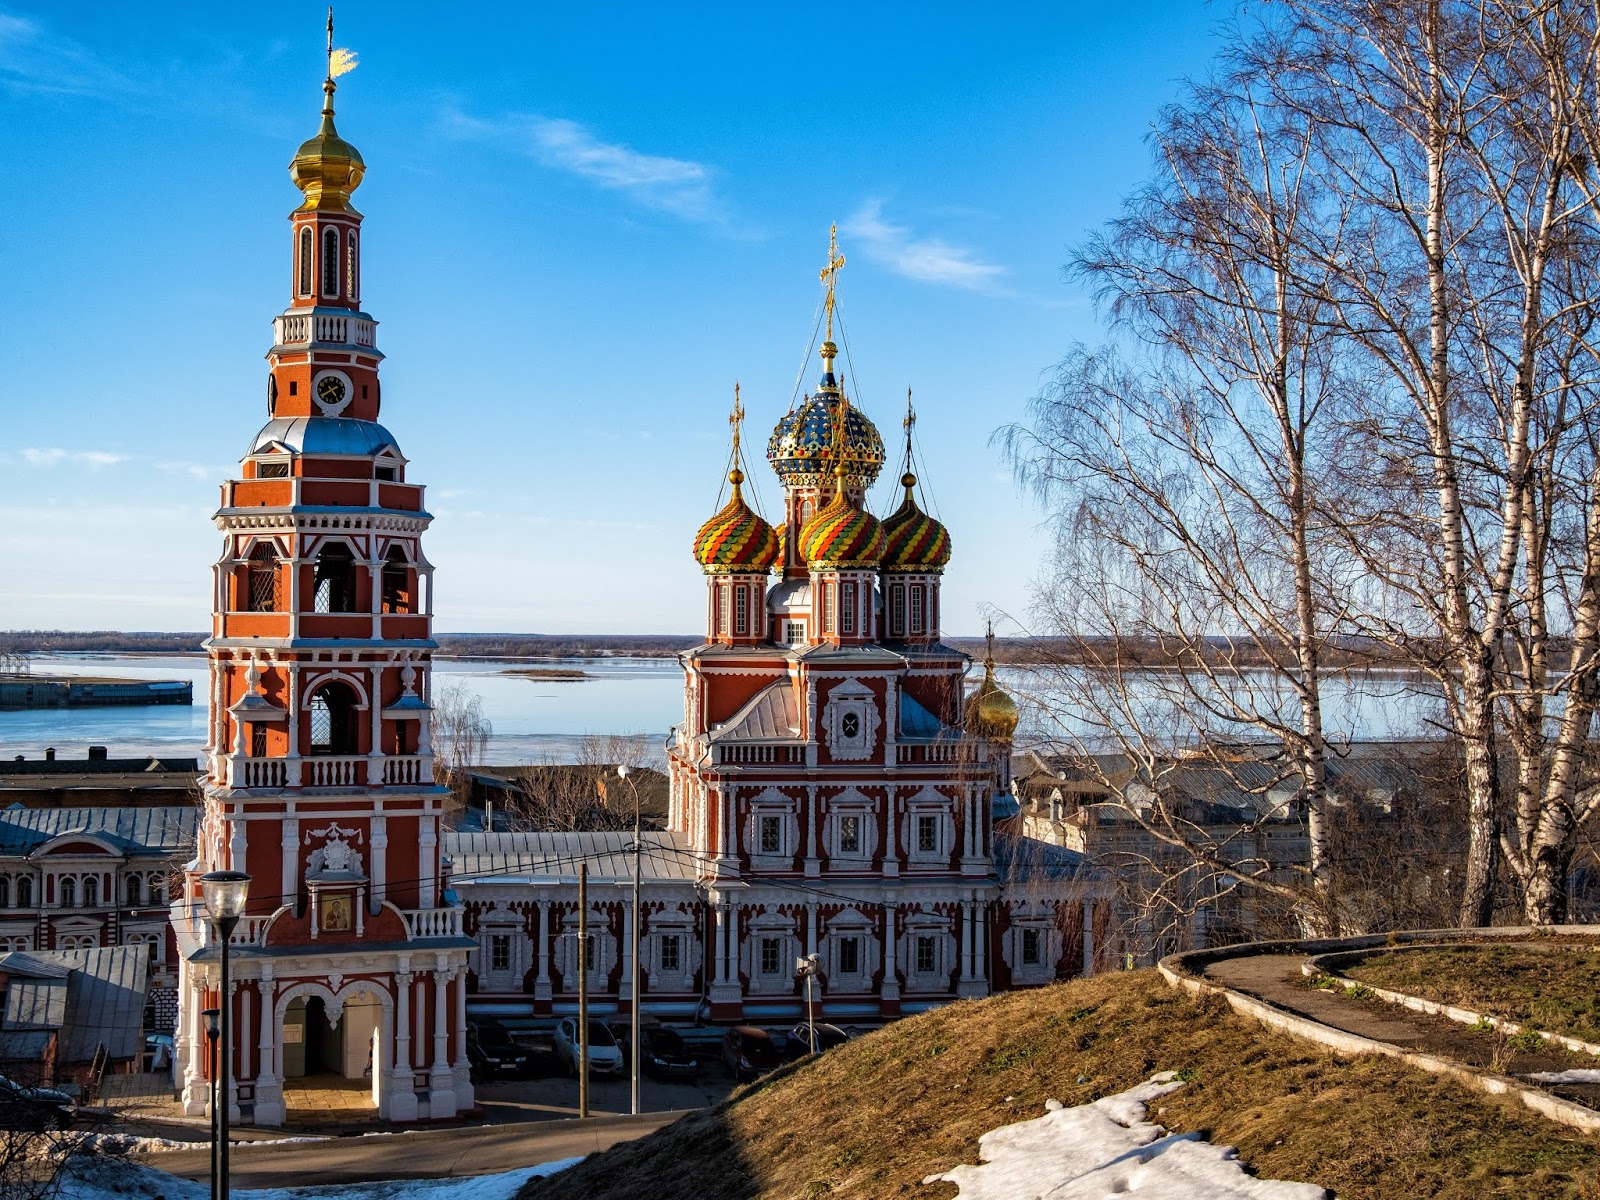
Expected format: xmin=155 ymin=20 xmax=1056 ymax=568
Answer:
xmin=172 ymin=68 xmax=473 ymax=1125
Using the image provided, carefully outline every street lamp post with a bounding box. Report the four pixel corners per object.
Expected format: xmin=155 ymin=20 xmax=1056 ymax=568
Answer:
xmin=200 ymin=870 xmax=251 ymax=1200
xmin=796 ymin=954 xmax=820 ymax=1054
xmin=202 ymin=1008 xmax=220 ymax=1200
xmin=617 ymin=764 xmax=641 ymax=1117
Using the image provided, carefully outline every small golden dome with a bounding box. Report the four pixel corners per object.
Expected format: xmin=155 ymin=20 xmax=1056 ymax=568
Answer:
xmin=966 ymin=633 xmax=1019 ymax=741
xmin=290 ymin=80 xmax=365 ymax=213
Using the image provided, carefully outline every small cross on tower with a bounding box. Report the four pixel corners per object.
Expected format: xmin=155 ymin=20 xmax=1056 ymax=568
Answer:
xmin=820 ymin=223 xmax=846 ymax=343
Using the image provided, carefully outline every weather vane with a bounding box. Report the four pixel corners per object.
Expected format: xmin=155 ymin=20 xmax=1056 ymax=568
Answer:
xmin=904 ymin=388 xmax=916 ymax=466
xmin=820 ymin=223 xmax=846 ymax=343
xmin=326 ymin=8 xmax=359 ymax=82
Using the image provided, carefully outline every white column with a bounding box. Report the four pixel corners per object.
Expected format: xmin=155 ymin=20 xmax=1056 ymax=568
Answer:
xmin=427 ymin=964 xmax=456 ymax=1116
xmin=452 ymin=964 xmax=473 ymax=1106
xmin=619 ymin=894 xmax=635 ymax=1002
xmin=180 ymin=975 xmax=207 ymax=1116
xmin=419 ymin=818 xmax=438 ymax=908
xmin=370 ymin=815 xmax=388 ymax=913
xmin=281 ymin=818 xmax=299 ymax=914
xmin=805 ymin=786 xmax=819 ymax=878
xmin=708 ymin=900 xmax=740 ymax=1007
xmin=390 ymin=967 xmax=418 ymax=1124
xmin=254 ymin=974 xmax=284 ymax=1126
xmin=228 ymin=805 xmax=247 ymax=875
xmin=534 ymin=901 xmax=552 ymax=1002
xmin=881 ymin=904 xmax=899 ymax=1003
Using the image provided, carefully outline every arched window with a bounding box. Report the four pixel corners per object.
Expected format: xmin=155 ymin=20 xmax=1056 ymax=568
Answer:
xmin=17 ymin=876 xmax=33 ymax=908
xmin=59 ymin=877 xmax=76 ymax=908
xmin=125 ymin=875 xmax=143 ymax=906
xmin=347 ymin=232 xmax=358 ymax=301
xmin=247 ymin=544 xmax=282 ymax=612
xmin=381 ymin=546 xmax=412 ymax=614
xmin=309 ymin=680 xmax=361 ymax=755
xmin=84 ymin=876 xmax=99 ymax=907
xmin=840 ymin=582 xmax=857 ymax=635
xmin=322 ymin=227 xmax=340 ymax=298
xmin=313 ymin=543 xmax=358 ymax=613
xmin=0 ymin=876 xmax=10 ymax=909
xmin=734 ymin=585 xmax=749 ymax=635
xmin=890 ymin=584 xmax=905 ymax=638
xmin=298 ymin=226 xmax=313 ymax=297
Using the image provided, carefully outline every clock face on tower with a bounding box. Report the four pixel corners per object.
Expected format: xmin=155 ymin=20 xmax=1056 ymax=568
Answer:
xmin=312 ymin=370 xmax=352 ymax=416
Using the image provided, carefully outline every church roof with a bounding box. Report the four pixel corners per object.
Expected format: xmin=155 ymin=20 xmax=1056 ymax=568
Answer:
xmin=713 ymin=679 xmax=801 ymax=741
xmin=445 ymin=830 xmax=700 ymax=885
xmin=249 ymin=416 xmax=400 ymax=459
xmin=693 ymin=471 xmax=779 ymax=575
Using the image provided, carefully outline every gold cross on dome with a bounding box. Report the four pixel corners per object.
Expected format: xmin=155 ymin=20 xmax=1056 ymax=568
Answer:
xmin=729 ymin=382 xmax=744 ymax=462
xmin=820 ymin=223 xmax=846 ymax=342
xmin=904 ymin=388 xmax=916 ymax=461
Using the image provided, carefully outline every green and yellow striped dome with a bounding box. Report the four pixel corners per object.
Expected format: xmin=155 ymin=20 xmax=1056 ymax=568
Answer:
xmin=693 ymin=471 xmax=779 ymax=575
xmin=881 ymin=473 xmax=952 ymax=573
xmin=798 ymin=491 xmax=887 ymax=570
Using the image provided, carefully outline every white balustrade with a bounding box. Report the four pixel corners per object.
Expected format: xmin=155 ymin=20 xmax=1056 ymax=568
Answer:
xmin=231 ymin=756 xmax=287 ymax=789
xmin=303 ymin=756 xmax=366 ymax=787
xmin=383 ymin=754 xmax=430 ymax=785
xmin=402 ymin=907 xmax=463 ymax=939
xmin=274 ymin=313 xmax=377 ymax=349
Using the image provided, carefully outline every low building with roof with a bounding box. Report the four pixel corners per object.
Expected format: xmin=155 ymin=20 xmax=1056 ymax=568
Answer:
xmin=0 ymin=945 xmax=151 ymax=1090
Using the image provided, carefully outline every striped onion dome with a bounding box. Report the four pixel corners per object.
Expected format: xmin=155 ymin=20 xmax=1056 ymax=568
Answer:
xmin=798 ymin=481 xmax=888 ymax=570
xmin=881 ymin=472 xmax=952 ymax=573
xmin=693 ymin=470 xmax=779 ymax=574
xmin=771 ymin=523 xmax=787 ymax=573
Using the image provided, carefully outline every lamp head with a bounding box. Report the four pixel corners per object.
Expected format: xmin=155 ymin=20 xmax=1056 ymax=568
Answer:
xmin=200 ymin=871 xmax=252 ymax=922
xmin=616 ymin=765 xmax=630 ymax=779
xmin=202 ymin=1008 xmax=220 ymax=1038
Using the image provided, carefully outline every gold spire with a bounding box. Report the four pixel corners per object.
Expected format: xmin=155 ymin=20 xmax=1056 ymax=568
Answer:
xmin=828 ymin=388 xmax=852 ymax=503
xmin=984 ymin=618 xmax=996 ymax=672
xmin=968 ymin=617 xmax=1020 ymax=740
xmin=819 ymin=223 xmax=846 ymax=378
xmin=728 ymin=382 xmax=746 ymax=497
xmin=290 ymin=9 xmax=365 ymax=213
xmin=901 ymin=388 xmax=918 ymax=492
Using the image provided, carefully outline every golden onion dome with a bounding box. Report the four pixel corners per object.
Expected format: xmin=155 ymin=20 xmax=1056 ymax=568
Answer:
xmin=290 ymin=80 xmax=366 ymax=213
xmin=798 ymin=479 xmax=888 ymax=570
xmin=881 ymin=472 xmax=953 ymax=573
xmin=693 ymin=470 xmax=779 ymax=574
xmin=967 ymin=659 xmax=1020 ymax=741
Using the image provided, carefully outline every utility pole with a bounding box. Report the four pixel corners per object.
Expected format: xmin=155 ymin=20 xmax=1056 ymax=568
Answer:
xmin=577 ymin=862 xmax=589 ymax=1120
xmin=619 ymin=764 xmax=641 ymax=1117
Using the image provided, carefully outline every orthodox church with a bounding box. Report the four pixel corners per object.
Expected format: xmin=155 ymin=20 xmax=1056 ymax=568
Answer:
xmin=170 ymin=39 xmax=1109 ymax=1126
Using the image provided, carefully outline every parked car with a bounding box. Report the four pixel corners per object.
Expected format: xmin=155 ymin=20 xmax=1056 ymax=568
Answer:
xmin=0 ymin=1075 xmax=76 ymax=1130
xmin=553 ymin=1017 xmax=624 ymax=1077
xmin=782 ymin=1022 xmax=850 ymax=1061
xmin=467 ymin=1018 xmax=532 ymax=1078
xmin=721 ymin=1025 xmax=782 ymax=1082
xmin=635 ymin=1024 xmax=699 ymax=1081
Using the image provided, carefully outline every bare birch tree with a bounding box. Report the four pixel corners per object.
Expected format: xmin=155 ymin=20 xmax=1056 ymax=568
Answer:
xmin=1004 ymin=50 xmax=1356 ymax=934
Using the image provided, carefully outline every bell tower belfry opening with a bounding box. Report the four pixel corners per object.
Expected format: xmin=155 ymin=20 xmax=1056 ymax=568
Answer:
xmin=171 ymin=16 xmax=475 ymax=1128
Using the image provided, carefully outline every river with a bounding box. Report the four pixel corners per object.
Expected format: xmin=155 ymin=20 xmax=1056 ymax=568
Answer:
xmin=0 ymin=653 xmax=1441 ymax=768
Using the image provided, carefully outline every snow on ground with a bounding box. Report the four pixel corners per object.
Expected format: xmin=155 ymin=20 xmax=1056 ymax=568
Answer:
xmin=1525 ymin=1068 xmax=1600 ymax=1085
xmin=925 ymin=1072 xmax=1327 ymax=1200
xmin=57 ymin=1153 xmax=579 ymax=1200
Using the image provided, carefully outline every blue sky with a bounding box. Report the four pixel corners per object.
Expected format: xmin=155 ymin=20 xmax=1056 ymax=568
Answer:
xmin=0 ymin=2 xmax=1227 ymax=636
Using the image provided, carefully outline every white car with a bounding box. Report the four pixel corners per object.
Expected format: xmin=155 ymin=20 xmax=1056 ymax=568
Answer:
xmin=552 ymin=1017 xmax=624 ymax=1077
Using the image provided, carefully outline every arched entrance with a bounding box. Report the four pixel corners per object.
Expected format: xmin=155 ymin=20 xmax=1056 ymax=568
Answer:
xmin=272 ymin=982 xmax=391 ymax=1123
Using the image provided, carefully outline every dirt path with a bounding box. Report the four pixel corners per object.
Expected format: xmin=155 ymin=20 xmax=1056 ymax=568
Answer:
xmin=144 ymin=1109 xmax=683 ymax=1189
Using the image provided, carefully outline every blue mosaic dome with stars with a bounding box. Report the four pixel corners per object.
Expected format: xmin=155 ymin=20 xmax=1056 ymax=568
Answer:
xmin=767 ymin=387 xmax=886 ymax=490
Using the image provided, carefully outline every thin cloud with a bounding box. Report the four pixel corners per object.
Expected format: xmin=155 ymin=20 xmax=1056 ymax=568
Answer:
xmin=0 ymin=12 xmax=135 ymax=97
xmin=19 ymin=447 xmax=128 ymax=468
xmin=844 ymin=200 xmax=1004 ymax=291
xmin=445 ymin=108 xmax=723 ymax=224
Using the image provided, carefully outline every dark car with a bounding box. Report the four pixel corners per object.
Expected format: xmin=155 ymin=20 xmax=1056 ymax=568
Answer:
xmin=721 ymin=1025 xmax=781 ymax=1082
xmin=782 ymin=1022 xmax=850 ymax=1061
xmin=466 ymin=1018 xmax=532 ymax=1078
xmin=0 ymin=1075 xmax=76 ymax=1130
xmin=636 ymin=1024 xmax=699 ymax=1081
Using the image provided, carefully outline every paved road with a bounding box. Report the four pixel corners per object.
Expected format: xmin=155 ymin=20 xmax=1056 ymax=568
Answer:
xmin=147 ymin=1110 xmax=685 ymax=1189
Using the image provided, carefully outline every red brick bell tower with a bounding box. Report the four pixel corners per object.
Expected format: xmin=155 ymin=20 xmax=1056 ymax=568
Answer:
xmin=172 ymin=23 xmax=475 ymax=1128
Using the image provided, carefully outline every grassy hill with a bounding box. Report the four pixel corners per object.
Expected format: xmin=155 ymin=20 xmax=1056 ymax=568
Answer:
xmin=520 ymin=971 xmax=1600 ymax=1200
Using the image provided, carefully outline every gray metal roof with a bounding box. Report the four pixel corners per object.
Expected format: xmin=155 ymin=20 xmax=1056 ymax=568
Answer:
xmin=447 ymin=830 xmax=701 ymax=885
xmin=0 ymin=1030 xmax=53 ymax=1064
xmin=0 ymin=952 xmax=69 ymax=981
xmin=248 ymin=416 xmax=402 ymax=459
xmin=900 ymin=690 xmax=960 ymax=742
xmin=713 ymin=680 xmax=800 ymax=742
xmin=994 ymin=832 xmax=1104 ymax=885
xmin=17 ymin=946 xmax=150 ymax=1063
xmin=0 ymin=806 xmax=195 ymax=858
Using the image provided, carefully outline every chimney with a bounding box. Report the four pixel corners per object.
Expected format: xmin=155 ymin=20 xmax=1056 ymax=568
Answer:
xmin=44 ymin=748 xmax=55 ymax=762
xmin=88 ymin=746 xmax=107 ymax=761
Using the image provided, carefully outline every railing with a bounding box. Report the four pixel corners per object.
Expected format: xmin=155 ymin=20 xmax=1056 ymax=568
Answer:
xmin=384 ymin=755 xmax=430 ymax=785
xmin=231 ymin=757 xmax=287 ymax=789
xmin=403 ymin=907 xmax=463 ymax=939
xmin=274 ymin=313 xmax=378 ymax=349
xmin=171 ymin=903 xmax=276 ymax=948
xmin=717 ymin=743 xmax=804 ymax=765
xmin=304 ymin=756 xmax=366 ymax=788
xmin=896 ymin=742 xmax=987 ymax=765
